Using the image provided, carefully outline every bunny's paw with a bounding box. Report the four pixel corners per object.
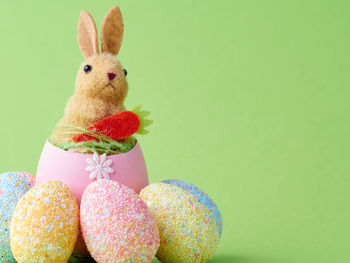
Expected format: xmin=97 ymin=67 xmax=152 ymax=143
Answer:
xmin=10 ymin=181 xmax=79 ymax=263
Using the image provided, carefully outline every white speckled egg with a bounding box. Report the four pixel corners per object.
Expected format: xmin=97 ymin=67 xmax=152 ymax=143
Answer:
xmin=0 ymin=171 xmax=34 ymax=262
xmin=10 ymin=181 xmax=79 ymax=263
xmin=80 ymin=179 xmax=159 ymax=263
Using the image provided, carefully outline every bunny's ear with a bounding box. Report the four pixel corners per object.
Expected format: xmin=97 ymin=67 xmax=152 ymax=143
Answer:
xmin=78 ymin=10 xmax=99 ymax=58
xmin=100 ymin=6 xmax=124 ymax=55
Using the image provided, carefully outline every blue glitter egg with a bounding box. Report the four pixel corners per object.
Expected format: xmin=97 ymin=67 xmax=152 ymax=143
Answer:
xmin=163 ymin=179 xmax=223 ymax=238
xmin=0 ymin=172 xmax=34 ymax=262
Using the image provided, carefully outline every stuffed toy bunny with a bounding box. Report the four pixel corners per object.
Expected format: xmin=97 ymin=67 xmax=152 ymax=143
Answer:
xmin=51 ymin=6 xmax=128 ymax=146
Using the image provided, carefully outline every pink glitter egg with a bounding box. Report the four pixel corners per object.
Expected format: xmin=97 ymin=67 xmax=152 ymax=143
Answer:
xmin=80 ymin=179 xmax=159 ymax=263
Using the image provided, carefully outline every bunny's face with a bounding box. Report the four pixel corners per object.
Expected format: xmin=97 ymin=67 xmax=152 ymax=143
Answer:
xmin=75 ymin=53 xmax=128 ymax=103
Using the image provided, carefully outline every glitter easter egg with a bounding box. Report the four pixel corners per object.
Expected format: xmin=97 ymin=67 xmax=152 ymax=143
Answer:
xmin=10 ymin=181 xmax=79 ymax=263
xmin=163 ymin=179 xmax=223 ymax=238
xmin=0 ymin=172 xmax=34 ymax=262
xmin=140 ymin=183 xmax=220 ymax=263
xmin=80 ymin=180 xmax=159 ymax=263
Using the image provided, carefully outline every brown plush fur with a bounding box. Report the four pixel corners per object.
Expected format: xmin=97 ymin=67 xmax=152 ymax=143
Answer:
xmin=50 ymin=7 xmax=128 ymax=146
xmin=78 ymin=10 xmax=99 ymax=58
xmin=100 ymin=6 xmax=124 ymax=55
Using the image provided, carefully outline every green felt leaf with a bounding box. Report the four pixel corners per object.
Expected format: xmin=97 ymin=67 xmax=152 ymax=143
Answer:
xmin=132 ymin=105 xmax=154 ymax=135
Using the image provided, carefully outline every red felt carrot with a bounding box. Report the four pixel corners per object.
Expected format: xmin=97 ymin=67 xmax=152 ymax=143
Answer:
xmin=72 ymin=111 xmax=140 ymax=142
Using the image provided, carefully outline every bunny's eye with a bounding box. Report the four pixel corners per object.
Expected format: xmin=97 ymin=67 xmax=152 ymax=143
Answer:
xmin=123 ymin=69 xmax=127 ymax=76
xmin=84 ymin=65 xmax=92 ymax=73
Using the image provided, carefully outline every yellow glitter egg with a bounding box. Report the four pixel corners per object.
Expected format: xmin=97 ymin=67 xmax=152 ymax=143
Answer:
xmin=140 ymin=183 xmax=220 ymax=263
xmin=10 ymin=181 xmax=79 ymax=263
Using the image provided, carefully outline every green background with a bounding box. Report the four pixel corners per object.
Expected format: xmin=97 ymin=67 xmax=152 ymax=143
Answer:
xmin=0 ymin=0 xmax=349 ymax=262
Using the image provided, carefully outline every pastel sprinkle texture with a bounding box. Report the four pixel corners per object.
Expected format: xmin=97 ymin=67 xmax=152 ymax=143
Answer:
xmin=19 ymin=172 xmax=36 ymax=186
xmin=140 ymin=183 xmax=220 ymax=263
xmin=10 ymin=181 xmax=79 ymax=263
xmin=163 ymin=179 xmax=223 ymax=237
xmin=0 ymin=172 xmax=34 ymax=262
xmin=80 ymin=179 xmax=159 ymax=263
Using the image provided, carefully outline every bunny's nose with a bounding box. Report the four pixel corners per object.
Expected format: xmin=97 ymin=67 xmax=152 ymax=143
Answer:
xmin=107 ymin=72 xmax=116 ymax=81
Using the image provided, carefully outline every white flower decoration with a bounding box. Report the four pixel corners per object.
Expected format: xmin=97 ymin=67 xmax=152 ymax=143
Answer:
xmin=86 ymin=152 xmax=114 ymax=180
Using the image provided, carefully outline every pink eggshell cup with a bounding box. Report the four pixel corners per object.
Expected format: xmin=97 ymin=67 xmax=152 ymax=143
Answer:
xmin=36 ymin=140 xmax=149 ymax=204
